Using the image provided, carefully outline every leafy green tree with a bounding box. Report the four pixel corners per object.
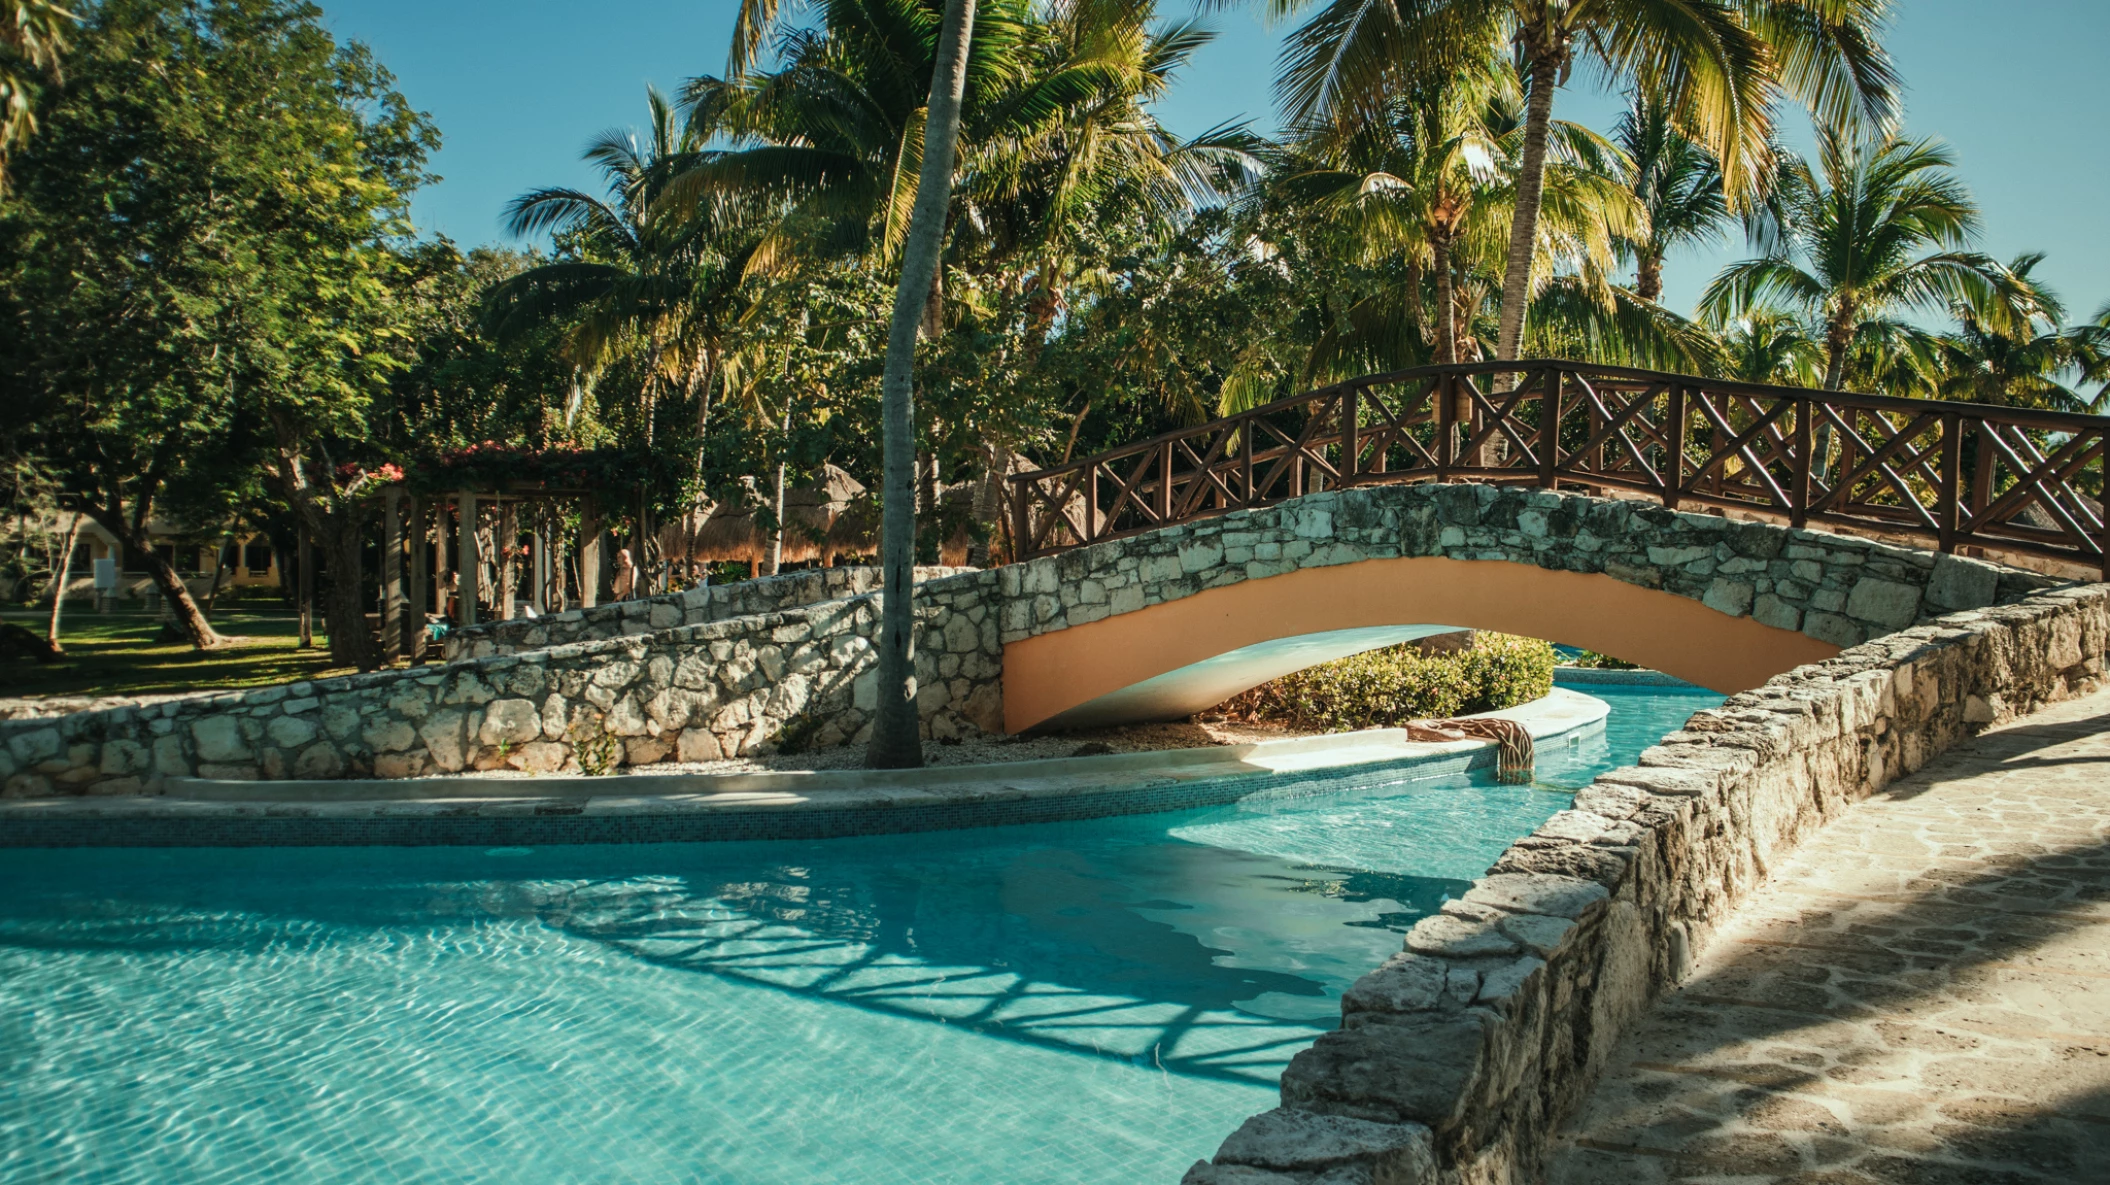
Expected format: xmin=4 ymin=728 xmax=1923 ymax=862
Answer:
xmin=0 ymin=0 xmax=434 ymax=661
xmin=0 ymin=0 xmax=73 ymax=179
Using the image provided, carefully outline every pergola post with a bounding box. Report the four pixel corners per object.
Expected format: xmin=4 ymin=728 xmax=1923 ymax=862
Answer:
xmin=432 ymin=499 xmax=450 ymax=617
xmin=531 ymin=510 xmax=549 ymax=615
xmin=456 ymin=490 xmax=478 ymax=628
xmin=406 ymin=495 xmax=427 ymax=664
xmin=381 ymin=489 xmax=404 ymax=662
xmin=498 ymin=498 xmax=519 ymax=620
xmin=578 ymin=495 xmax=601 ymax=609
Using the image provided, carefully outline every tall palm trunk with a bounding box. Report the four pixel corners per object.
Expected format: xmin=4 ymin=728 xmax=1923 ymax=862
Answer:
xmin=1433 ymin=228 xmax=1458 ymax=365
xmin=868 ymin=0 xmax=976 ymax=770
xmin=1636 ymin=253 xmax=1664 ymax=303
xmin=1496 ymin=44 xmax=1563 ymax=364
xmin=1814 ymin=309 xmax=1854 ymax=482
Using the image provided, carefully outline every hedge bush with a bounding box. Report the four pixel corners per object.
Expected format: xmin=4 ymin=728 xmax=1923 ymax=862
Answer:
xmin=1215 ymin=632 xmax=1556 ymax=732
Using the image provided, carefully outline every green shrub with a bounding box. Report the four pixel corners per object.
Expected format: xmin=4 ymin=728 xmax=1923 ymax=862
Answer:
xmin=1218 ymin=632 xmax=1556 ymax=732
xmin=1564 ymin=649 xmax=1640 ymax=670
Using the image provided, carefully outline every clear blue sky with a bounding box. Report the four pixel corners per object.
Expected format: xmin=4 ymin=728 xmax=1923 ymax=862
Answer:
xmin=324 ymin=0 xmax=2108 ymax=323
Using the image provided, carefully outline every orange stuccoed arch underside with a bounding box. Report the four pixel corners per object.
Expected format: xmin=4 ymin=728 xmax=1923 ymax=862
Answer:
xmin=1001 ymin=557 xmax=1841 ymax=733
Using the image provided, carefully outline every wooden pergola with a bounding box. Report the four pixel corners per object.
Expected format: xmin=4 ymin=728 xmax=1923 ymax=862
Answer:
xmin=379 ymin=482 xmax=647 ymax=663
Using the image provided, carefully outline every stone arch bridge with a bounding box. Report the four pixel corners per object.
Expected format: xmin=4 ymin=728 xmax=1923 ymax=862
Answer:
xmin=4 ymin=361 xmax=2101 ymax=791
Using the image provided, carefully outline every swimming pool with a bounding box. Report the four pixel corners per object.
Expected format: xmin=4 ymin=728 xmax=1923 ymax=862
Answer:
xmin=0 ymin=682 xmax=1720 ymax=1184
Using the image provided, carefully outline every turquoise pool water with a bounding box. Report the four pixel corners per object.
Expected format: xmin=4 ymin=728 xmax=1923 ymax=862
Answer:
xmin=0 ymin=682 xmax=1720 ymax=1184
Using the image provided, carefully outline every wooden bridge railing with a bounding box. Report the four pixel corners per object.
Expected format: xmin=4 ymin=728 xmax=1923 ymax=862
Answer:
xmin=1008 ymin=359 xmax=2110 ymax=578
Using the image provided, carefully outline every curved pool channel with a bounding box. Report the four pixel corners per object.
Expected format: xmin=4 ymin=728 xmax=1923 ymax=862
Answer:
xmin=0 ymin=680 xmax=1721 ymax=1184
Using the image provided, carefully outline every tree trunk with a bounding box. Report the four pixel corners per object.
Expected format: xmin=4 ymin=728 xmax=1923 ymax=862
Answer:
xmin=126 ymin=527 xmax=220 ymax=646
xmin=1496 ymin=42 xmax=1564 ymax=364
xmin=766 ymin=398 xmax=792 ymax=576
xmin=868 ymin=0 xmax=976 ymax=770
xmin=965 ymin=435 xmax=1006 ymax=567
xmin=1813 ymin=310 xmax=1854 ymax=482
xmin=87 ymin=508 xmax=222 ymax=648
xmin=202 ymin=535 xmax=230 ymax=619
xmin=45 ymin=512 xmax=80 ymax=654
xmin=316 ymin=515 xmax=380 ymax=670
xmin=1636 ymin=253 xmax=1664 ymax=304
xmin=499 ymin=500 xmax=519 ymax=619
xmin=1434 ymin=229 xmax=1458 ymax=365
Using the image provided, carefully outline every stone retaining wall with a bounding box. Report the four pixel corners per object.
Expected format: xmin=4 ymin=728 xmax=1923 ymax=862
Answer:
xmin=1181 ymin=582 xmax=2110 ymax=1185
xmin=441 ymin=565 xmax=967 ymax=660
xmin=0 ymin=486 xmax=2070 ymax=797
xmin=1 ymin=572 xmax=1003 ymax=795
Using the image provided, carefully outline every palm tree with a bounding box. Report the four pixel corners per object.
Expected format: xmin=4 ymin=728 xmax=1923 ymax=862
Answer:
xmin=871 ymin=0 xmax=974 ymax=768
xmin=1924 ymin=255 xmax=2106 ymax=414
xmin=1701 ymin=128 xmax=2017 ymax=393
xmin=1273 ymin=0 xmax=1898 ymax=363
xmin=1256 ymin=58 xmax=1726 ymax=396
xmin=1612 ymin=92 xmax=1728 ymax=304
xmin=1715 ymin=309 xmax=1823 ymax=386
xmin=485 ymin=90 xmax=766 ymax=464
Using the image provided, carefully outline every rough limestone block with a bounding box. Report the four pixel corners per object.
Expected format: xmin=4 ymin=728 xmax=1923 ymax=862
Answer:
xmin=1280 ymin=1012 xmax=1490 ymax=1127
xmin=1462 ymin=873 xmax=1610 ymax=919
xmin=1701 ymin=578 xmax=1753 ymax=617
xmin=189 ymin=717 xmax=249 ymax=764
xmin=1404 ymin=915 xmax=1519 ymax=958
xmin=1845 ymin=576 xmax=1922 ymax=629
xmin=479 ymin=698 xmax=543 ymax=746
xmin=1215 ymin=1108 xmax=1433 ymax=1178
xmin=1342 ymin=954 xmax=1447 ymax=1015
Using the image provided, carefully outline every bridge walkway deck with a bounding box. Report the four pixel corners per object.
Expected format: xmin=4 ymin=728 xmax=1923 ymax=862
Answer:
xmin=1549 ymin=688 xmax=2110 ymax=1184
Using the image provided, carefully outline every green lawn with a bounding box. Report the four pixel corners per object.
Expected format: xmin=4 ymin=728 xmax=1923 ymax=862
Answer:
xmin=0 ymin=609 xmax=351 ymax=700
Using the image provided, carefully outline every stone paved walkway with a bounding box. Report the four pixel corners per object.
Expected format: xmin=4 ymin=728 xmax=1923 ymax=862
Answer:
xmin=1550 ymin=688 xmax=2110 ymax=1185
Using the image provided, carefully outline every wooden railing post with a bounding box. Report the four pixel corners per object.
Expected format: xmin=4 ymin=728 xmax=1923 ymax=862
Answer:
xmin=2099 ymin=435 xmax=2110 ymax=581
xmin=1537 ymin=367 xmax=1560 ymax=489
xmin=1791 ymin=398 xmax=1812 ymax=529
xmin=1240 ymin=413 xmax=1255 ymax=505
xmin=1969 ymin=421 xmax=1995 ymax=530
xmin=1436 ymin=373 xmax=1454 ymax=481
xmin=1663 ymin=384 xmax=1686 ymax=509
xmin=1342 ymin=386 xmax=1360 ymax=485
xmin=1937 ymin=412 xmax=1962 ymax=553
xmin=1084 ymin=465 xmax=1100 ymax=544
xmin=1011 ymin=476 xmax=1031 ymax=559
xmin=1156 ymin=441 xmax=1173 ymax=522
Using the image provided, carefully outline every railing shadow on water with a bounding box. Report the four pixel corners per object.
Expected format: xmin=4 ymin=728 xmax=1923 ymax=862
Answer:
xmin=1010 ymin=359 xmax=2110 ymax=578
xmin=523 ymin=833 xmax=1473 ymax=1086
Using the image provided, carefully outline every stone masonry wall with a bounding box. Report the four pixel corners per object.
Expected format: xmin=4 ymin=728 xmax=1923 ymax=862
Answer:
xmin=0 ymin=485 xmax=2067 ymax=797
xmin=1180 ymin=583 xmax=2110 ymax=1185
xmin=995 ymin=484 xmax=2054 ymax=654
xmin=0 ymin=571 xmax=1004 ymax=795
xmin=441 ymin=565 xmax=967 ymax=660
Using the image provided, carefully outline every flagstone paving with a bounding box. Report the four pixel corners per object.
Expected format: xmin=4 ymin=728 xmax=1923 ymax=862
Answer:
xmin=1549 ymin=687 xmax=2110 ymax=1185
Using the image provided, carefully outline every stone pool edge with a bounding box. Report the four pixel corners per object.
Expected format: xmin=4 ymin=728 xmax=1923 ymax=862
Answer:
xmin=1181 ymin=584 xmax=2110 ymax=1185
xmin=0 ymin=689 xmax=1606 ymax=848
